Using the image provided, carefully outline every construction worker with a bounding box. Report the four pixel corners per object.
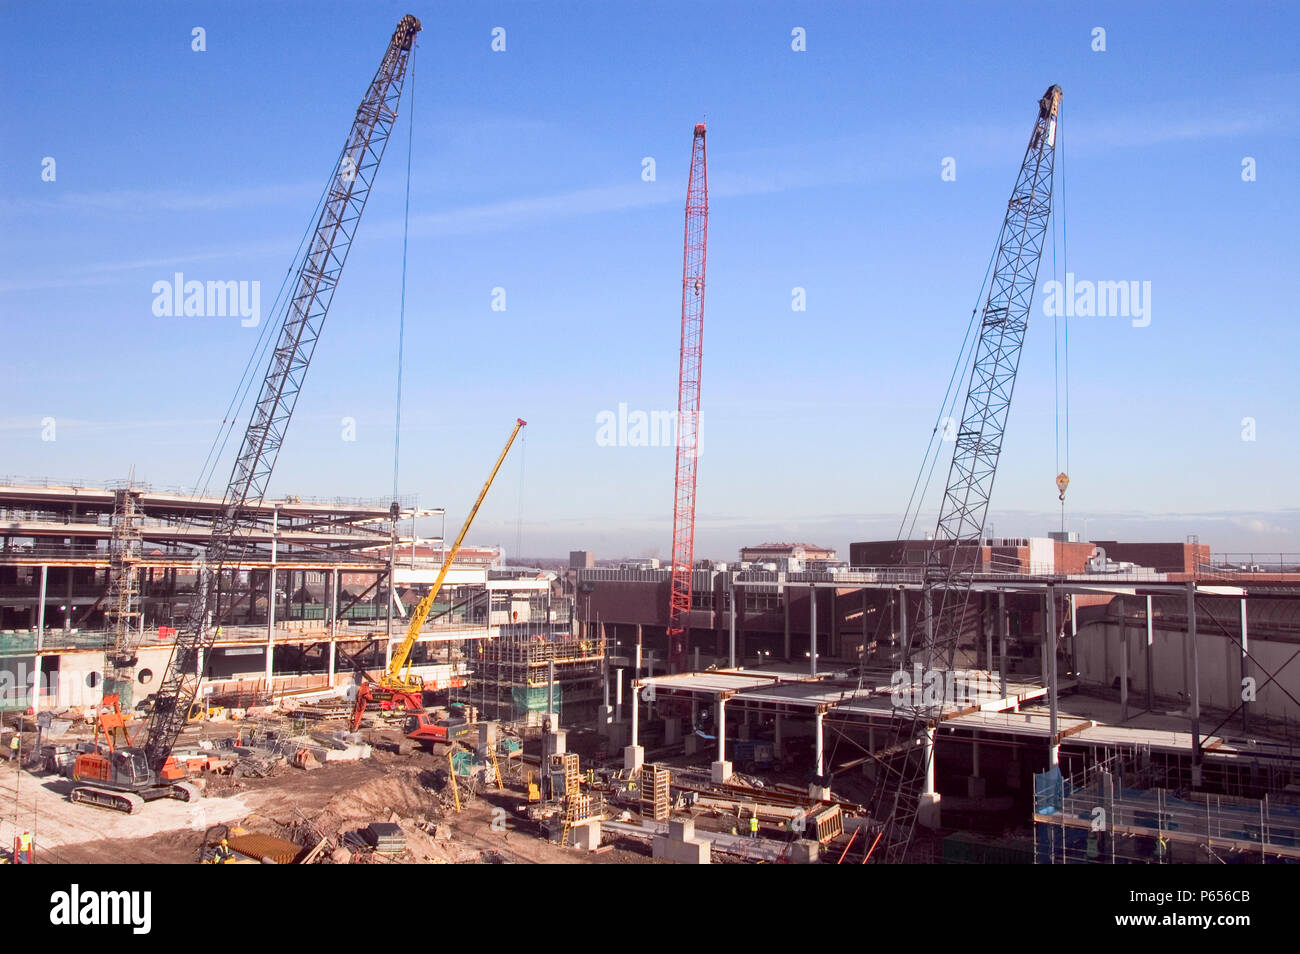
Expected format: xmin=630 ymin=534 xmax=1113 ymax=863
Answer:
xmin=749 ymin=813 xmax=759 ymax=839
xmin=215 ymin=838 xmax=234 ymax=863
xmin=16 ymin=830 xmax=32 ymax=864
xmin=7 ymin=730 xmax=17 ymax=763
xmin=1155 ymin=834 xmax=1168 ymax=864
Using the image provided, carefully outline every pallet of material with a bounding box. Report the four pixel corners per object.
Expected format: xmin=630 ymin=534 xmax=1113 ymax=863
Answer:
xmin=367 ymin=822 xmax=406 ymax=854
xmin=227 ymin=833 xmax=304 ymax=865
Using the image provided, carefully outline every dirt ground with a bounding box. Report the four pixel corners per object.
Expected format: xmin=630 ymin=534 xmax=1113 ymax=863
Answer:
xmin=1 ymin=743 xmax=657 ymax=865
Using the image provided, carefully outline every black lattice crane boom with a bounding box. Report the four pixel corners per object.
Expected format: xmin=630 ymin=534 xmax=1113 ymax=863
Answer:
xmin=871 ymin=85 xmax=1061 ymax=862
xmin=141 ymin=15 xmax=422 ymax=772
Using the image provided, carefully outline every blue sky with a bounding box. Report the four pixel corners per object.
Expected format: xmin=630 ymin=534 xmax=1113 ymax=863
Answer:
xmin=2 ymin=1 xmax=1297 ymax=560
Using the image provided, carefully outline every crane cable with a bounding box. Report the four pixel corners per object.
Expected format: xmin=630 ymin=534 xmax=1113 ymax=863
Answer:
xmin=393 ymin=46 xmax=415 ymax=506
xmin=1052 ymin=111 xmax=1070 ymax=530
xmin=193 ymin=130 xmax=347 ymax=499
xmin=896 ymin=228 xmax=1002 ymax=545
xmin=514 ymin=427 xmax=528 ymax=565
xmin=839 ymin=178 xmax=1007 ymax=772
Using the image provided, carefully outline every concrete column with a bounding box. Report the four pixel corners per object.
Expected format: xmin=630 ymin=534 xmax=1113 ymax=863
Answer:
xmin=711 ymin=696 xmax=731 ymax=782
xmin=997 ymin=590 xmax=1007 ymax=699
xmin=983 ymin=592 xmax=992 ymax=673
xmin=923 ymin=586 xmax=933 ymax=652
xmin=921 ymin=725 xmax=936 ymax=794
xmin=266 ymin=505 xmax=279 ymax=685
xmin=1118 ymin=597 xmax=1128 ymax=722
xmin=1046 ymin=585 xmax=1059 ymax=769
xmin=614 ymin=669 xmax=624 ymax=724
xmin=830 ymin=589 xmax=839 ymax=660
xmin=33 ymin=564 xmax=48 ymax=713
xmin=900 ymin=587 xmax=910 ymax=661
xmin=328 ymin=567 xmax=339 ymax=685
xmin=815 ymin=711 xmax=824 ymax=777
xmin=728 ymin=582 xmax=737 ymax=669
xmin=1145 ymin=594 xmax=1154 ymax=710
xmin=1040 ymin=591 xmax=1050 ymax=685
xmin=773 ymin=714 xmax=783 ymax=757
xmin=598 ymin=635 xmax=614 ymax=734
xmin=385 ymin=510 xmax=396 ymax=643
xmin=863 ymin=588 xmax=871 ymax=657
xmin=968 ymin=730 xmax=985 ymax=798
xmin=782 ymin=574 xmax=791 ymax=661
xmin=630 ymin=680 xmax=639 ymax=746
xmin=716 ymin=698 xmax=726 ymax=763
xmin=1187 ymin=582 xmax=1202 ymax=787
xmin=1240 ymin=597 xmax=1250 ymax=733
xmin=809 ymin=586 xmax=817 ymax=676
xmin=918 ymin=724 xmax=941 ymax=828
xmin=1069 ymin=593 xmax=1078 ymax=675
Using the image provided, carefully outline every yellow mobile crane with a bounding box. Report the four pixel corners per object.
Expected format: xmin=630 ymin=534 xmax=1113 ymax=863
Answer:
xmin=351 ymin=419 xmax=527 ymax=731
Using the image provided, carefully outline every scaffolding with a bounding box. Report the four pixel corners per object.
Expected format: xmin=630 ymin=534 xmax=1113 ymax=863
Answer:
xmin=466 ymin=632 xmax=606 ymax=725
xmin=1034 ymin=747 xmax=1300 ymax=863
xmin=103 ymin=486 xmax=143 ymax=706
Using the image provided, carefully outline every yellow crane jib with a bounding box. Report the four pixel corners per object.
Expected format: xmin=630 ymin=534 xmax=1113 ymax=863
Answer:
xmin=381 ymin=418 xmax=527 ymax=694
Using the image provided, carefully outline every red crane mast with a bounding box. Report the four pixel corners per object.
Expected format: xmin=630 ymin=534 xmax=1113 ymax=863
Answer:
xmin=667 ymin=123 xmax=708 ymax=674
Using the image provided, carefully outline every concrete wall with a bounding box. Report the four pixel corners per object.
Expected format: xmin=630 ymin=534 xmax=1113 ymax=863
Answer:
xmin=1076 ymin=620 xmax=1300 ymax=721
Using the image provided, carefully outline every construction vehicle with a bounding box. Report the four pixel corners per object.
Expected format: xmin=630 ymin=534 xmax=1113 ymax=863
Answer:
xmin=403 ymin=702 xmax=476 ymax=747
xmin=66 ymin=18 xmax=423 ymax=815
xmin=351 ymin=419 xmax=528 ymax=730
xmin=69 ymin=695 xmax=198 ymax=814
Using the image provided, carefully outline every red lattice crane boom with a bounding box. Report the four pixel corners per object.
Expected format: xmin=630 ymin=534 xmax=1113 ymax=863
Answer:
xmin=667 ymin=123 xmax=708 ymax=674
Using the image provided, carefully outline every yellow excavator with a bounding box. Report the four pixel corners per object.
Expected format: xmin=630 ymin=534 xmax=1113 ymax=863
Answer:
xmin=351 ymin=419 xmax=526 ymax=731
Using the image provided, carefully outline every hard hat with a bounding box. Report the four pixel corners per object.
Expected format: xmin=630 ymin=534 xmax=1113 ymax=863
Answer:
xmin=220 ymin=838 xmax=228 ymax=845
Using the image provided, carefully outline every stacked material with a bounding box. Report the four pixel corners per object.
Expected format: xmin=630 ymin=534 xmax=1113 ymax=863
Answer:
xmin=227 ymin=833 xmax=304 ymax=865
xmin=368 ymin=822 xmax=406 ymax=854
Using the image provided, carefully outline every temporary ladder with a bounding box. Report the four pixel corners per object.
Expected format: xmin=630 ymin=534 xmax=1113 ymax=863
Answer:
xmin=561 ymin=793 xmax=593 ymax=848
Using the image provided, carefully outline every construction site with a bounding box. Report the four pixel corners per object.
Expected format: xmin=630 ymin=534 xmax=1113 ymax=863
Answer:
xmin=3 ymin=13 xmax=1297 ymax=873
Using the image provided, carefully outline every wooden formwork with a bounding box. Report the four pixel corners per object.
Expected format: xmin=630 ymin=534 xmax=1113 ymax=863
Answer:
xmin=641 ymin=763 xmax=671 ymax=821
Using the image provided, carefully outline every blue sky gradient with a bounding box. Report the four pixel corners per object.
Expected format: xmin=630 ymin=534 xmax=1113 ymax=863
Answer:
xmin=2 ymin=1 xmax=1297 ymax=560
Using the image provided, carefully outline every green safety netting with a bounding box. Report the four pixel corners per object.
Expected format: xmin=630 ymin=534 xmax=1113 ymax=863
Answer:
xmin=511 ymin=684 xmax=562 ymax=718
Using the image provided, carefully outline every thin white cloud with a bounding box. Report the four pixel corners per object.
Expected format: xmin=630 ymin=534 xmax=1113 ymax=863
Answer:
xmin=0 ymin=182 xmax=320 ymax=217
xmin=6 ymin=90 xmax=1293 ymax=296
